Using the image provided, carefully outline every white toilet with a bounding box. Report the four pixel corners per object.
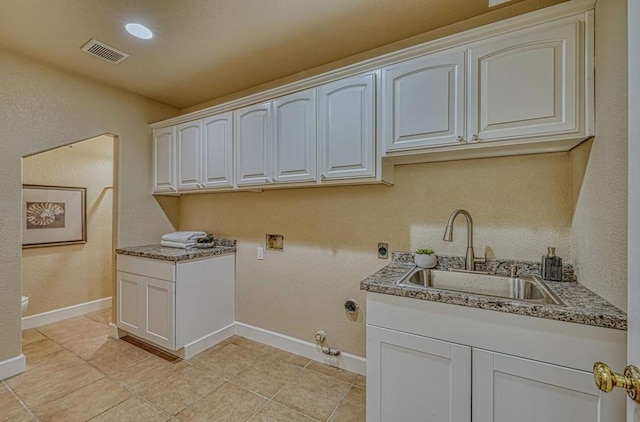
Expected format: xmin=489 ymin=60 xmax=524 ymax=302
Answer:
xmin=21 ymin=296 xmax=29 ymax=315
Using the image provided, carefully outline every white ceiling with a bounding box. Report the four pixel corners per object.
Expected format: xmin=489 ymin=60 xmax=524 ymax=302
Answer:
xmin=0 ymin=0 xmax=563 ymax=110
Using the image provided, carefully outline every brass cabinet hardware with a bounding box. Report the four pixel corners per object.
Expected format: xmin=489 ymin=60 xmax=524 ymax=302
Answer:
xmin=593 ymin=362 xmax=640 ymax=402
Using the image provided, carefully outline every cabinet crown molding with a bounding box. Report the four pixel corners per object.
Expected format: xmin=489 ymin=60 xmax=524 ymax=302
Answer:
xmin=150 ymin=0 xmax=595 ymax=129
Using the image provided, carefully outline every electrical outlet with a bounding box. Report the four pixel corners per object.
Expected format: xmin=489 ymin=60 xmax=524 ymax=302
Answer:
xmin=257 ymin=246 xmax=264 ymax=260
xmin=378 ymin=243 xmax=389 ymax=259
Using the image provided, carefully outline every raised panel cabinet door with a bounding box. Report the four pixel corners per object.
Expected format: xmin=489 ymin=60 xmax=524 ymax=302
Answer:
xmin=468 ymin=18 xmax=581 ymax=143
xmin=141 ymin=276 xmax=175 ymax=350
xmin=272 ymin=89 xmax=317 ymax=183
xmin=472 ymin=349 xmax=624 ymax=422
xmin=367 ymin=325 xmax=471 ymax=422
xmin=152 ymin=127 xmax=176 ymax=193
xmin=318 ymin=73 xmax=375 ymax=180
xmin=235 ymin=102 xmax=272 ymax=186
xmin=176 ymin=120 xmax=202 ymax=190
xmin=202 ymin=112 xmax=233 ymax=188
xmin=116 ymin=271 xmax=142 ymax=335
xmin=382 ymin=49 xmax=465 ymax=152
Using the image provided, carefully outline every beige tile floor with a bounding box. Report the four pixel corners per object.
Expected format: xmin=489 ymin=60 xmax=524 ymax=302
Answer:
xmin=1 ymin=309 xmax=365 ymax=422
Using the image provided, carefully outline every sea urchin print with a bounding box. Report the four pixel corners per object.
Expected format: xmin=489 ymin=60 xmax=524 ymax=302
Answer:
xmin=26 ymin=202 xmax=65 ymax=229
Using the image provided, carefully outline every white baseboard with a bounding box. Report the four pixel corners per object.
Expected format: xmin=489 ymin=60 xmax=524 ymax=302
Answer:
xmin=0 ymin=354 xmax=26 ymax=381
xmin=114 ymin=323 xmax=235 ymax=360
xmin=234 ymin=322 xmax=366 ymax=376
xmin=108 ymin=322 xmax=121 ymax=339
xmin=22 ymin=297 xmax=112 ymax=330
xmin=182 ymin=323 xmax=235 ymax=359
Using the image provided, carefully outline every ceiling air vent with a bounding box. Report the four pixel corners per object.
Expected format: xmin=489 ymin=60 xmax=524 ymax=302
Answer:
xmin=81 ymin=39 xmax=129 ymax=64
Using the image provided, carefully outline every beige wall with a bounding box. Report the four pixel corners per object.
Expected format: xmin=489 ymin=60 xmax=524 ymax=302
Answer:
xmin=0 ymin=47 xmax=177 ymax=363
xmin=571 ymin=0 xmax=628 ymax=311
xmin=22 ymin=135 xmax=114 ymax=316
xmin=179 ymin=152 xmax=573 ymax=357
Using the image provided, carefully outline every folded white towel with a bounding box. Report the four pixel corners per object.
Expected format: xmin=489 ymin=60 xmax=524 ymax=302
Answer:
xmin=160 ymin=240 xmax=195 ymax=249
xmin=160 ymin=231 xmax=206 ymax=243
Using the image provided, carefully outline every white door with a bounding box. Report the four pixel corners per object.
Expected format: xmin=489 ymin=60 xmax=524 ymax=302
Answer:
xmin=318 ymin=73 xmax=376 ymax=180
xmin=468 ymin=18 xmax=580 ymax=143
xmin=235 ymin=102 xmax=272 ymax=186
xmin=202 ymin=112 xmax=234 ymax=188
xmin=272 ymin=89 xmax=316 ymax=184
xmin=176 ymin=120 xmax=202 ymax=190
xmin=628 ymin=1 xmax=640 ymax=420
xmin=152 ymin=127 xmax=176 ymax=193
xmin=367 ymin=325 xmax=471 ymax=422
xmin=473 ymin=349 xmax=620 ymax=422
xmin=382 ymin=49 xmax=465 ymax=152
xmin=141 ymin=276 xmax=175 ymax=350
xmin=116 ymin=271 xmax=141 ymax=335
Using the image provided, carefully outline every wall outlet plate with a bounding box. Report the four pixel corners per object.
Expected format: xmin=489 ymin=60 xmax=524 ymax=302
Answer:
xmin=378 ymin=243 xmax=388 ymax=259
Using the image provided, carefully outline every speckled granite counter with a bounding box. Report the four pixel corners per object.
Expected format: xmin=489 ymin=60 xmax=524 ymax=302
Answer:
xmin=116 ymin=239 xmax=236 ymax=262
xmin=360 ymin=257 xmax=627 ymax=331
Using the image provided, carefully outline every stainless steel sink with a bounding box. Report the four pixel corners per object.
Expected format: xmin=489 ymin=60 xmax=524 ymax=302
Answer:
xmin=397 ymin=268 xmax=564 ymax=305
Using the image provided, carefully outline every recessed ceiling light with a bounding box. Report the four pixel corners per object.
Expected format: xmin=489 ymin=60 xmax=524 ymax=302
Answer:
xmin=125 ymin=23 xmax=153 ymax=40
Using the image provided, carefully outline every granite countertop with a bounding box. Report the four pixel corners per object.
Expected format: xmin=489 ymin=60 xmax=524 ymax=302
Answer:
xmin=116 ymin=239 xmax=236 ymax=262
xmin=360 ymin=254 xmax=627 ymax=331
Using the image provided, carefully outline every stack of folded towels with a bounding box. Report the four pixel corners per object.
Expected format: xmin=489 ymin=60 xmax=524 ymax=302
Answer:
xmin=160 ymin=231 xmax=206 ymax=249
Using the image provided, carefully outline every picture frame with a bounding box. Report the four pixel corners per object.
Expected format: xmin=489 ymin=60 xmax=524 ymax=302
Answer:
xmin=22 ymin=184 xmax=87 ymax=248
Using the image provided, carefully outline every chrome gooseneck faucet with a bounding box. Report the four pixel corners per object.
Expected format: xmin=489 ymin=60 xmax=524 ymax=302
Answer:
xmin=443 ymin=209 xmax=484 ymax=271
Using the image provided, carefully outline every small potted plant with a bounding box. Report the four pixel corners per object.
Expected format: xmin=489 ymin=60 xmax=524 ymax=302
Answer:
xmin=195 ymin=233 xmax=215 ymax=248
xmin=415 ymin=248 xmax=437 ymax=268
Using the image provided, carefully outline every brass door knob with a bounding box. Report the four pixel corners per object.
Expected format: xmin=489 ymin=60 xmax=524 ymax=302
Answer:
xmin=593 ymin=362 xmax=640 ymax=402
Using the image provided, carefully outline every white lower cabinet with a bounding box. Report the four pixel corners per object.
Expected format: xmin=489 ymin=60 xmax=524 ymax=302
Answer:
xmin=366 ymin=293 xmax=625 ymax=422
xmin=116 ymin=253 xmax=235 ymax=352
xmin=367 ymin=326 xmax=471 ymax=422
xmin=472 ymin=349 xmax=606 ymax=422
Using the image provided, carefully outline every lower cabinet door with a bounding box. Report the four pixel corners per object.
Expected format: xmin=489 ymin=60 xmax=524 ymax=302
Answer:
xmin=472 ymin=349 xmax=624 ymax=422
xmin=367 ymin=325 xmax=471 ymax=422
xmin=141 ymin=276 xmax=175 ymax=350
xmin=117 ymin=271 xmax=141 ymax=335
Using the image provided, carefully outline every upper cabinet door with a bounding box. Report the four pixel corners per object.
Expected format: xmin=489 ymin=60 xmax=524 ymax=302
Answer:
xmin=468 ymin=19 xmax=581 ymax=143
xmin=152 ymin=127 xmax=176 ymax=193
xmin=176 ymin=121 xmax=202 ymax=190
xmin=382 ymin=49 xmax=465 ymax=153
xmin=318 ymin=73 xmax=375 ymax=180
xmin=235 ymin=102 xmax=272 ymax=186
xmin=202 ymin=112 xmax=234 ymax=188
xmin=472 ymin=349 xmax=621 ymax=422
xmin=272 ymin=89 xmax=317 ymax=184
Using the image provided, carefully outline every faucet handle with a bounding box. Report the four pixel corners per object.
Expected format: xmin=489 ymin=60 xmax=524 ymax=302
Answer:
xmin=509 ymin=264 xmax=518 ymax=278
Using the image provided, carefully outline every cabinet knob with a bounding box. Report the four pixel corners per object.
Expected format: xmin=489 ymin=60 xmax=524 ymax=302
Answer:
xmin=271 ymin=177 xmax=277 ymax=183
xmin=320 ymin=173 xmax=326 ymax=180
xmin=593 ymin=362 xmax=640 ymax=402
xmin=471 ymin=134 xmax=479 ymax=142
xmin=456 ymin=135 xmax=465 ymax=143
xmin=265 ymin=178 xmax=270 ymax=183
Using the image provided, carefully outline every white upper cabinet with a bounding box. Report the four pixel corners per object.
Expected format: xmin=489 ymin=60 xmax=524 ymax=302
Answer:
xmin=202 ymin=112 xmax=233 ymax=188
xmin=382 ymin=49 xmax=465 ymax=152
xmin=152 ymin=127 xmax=176 ymax=193
xmin=318 ymin=73 xmax=376 ymax=180
xmin=235 ymin=102 xmax=272 ymax=186
xmin=176 ymin=120 xmax=202 ymax=190
xmin=272 ymin=89 xmax=317 ymax=183
xmin=468 ymin=17 xmax=583 ymax=143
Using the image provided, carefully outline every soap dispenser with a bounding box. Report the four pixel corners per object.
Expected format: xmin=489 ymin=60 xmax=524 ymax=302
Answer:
xmin=541 ymin=247 xmax=563 ymax=281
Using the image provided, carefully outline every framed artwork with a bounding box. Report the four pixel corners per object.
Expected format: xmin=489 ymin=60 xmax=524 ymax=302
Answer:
xmin=22 ymin=185 xmax=87 ymax=248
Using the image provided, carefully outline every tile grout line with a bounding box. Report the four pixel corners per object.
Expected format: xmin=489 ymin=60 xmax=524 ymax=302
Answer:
xmin=242 ymin=359 xmax=316 ymax=422
xmin=4 ymin=378 xmax=41 ymax=421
